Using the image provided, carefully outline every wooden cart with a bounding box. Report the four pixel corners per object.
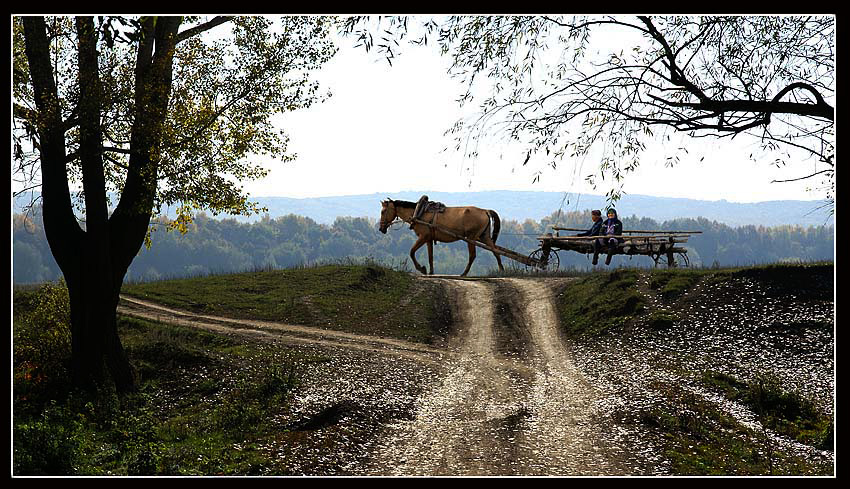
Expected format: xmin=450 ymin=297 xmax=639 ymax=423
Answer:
xmin=411 ymin=218 xmax=699 ymax=271
xmin=529 ymin=227 xmax=701 ymax=269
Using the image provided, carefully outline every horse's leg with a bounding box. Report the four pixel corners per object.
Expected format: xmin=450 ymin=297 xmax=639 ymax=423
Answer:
xmin=481 ymin=235 xmax=504 ymax=272
xmin=461 ymin=240 xmax=476 ymax=277
xmin=427 ymin=240 xmax=434 ymax=275
xmin=410 ymin=235 xmax=428 ymax=274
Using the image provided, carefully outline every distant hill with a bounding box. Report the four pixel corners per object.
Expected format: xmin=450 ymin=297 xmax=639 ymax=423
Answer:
xmin=13 ymin=190 xmax=834 ymax=228
xmin=195 ymin=191 xmax=835 ymax=228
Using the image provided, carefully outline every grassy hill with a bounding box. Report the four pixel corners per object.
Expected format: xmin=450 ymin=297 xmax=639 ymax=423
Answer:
xmin=121 ymin=264 xmax=453 ymax=345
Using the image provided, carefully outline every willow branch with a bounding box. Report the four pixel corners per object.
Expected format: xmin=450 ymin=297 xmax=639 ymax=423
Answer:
xmin=771 ymin=169 xmax=833 ymax=183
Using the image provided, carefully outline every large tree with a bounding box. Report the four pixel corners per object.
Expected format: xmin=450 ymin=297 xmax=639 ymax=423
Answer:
xmin=343 ymin=15 xmax=835 ymax=207
xmin=13 ymin=15 xmax=336 ymax=392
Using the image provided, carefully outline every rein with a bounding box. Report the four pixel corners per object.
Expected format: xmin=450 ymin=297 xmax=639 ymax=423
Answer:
xmin=383 ymin=217 xmax=408 ymax=230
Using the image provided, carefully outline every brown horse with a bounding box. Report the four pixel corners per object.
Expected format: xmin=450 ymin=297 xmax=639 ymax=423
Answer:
xmin=378 ymin=199 xmax=504 ymax=276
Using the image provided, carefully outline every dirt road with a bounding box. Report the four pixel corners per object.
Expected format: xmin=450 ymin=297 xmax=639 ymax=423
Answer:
xmin=365 ymin=278 xmax=646 ymax=476
xmin=118 ymin=278 xmax=660 ymax=475
xmin=119 ymin=295 xmax=449 ymax=365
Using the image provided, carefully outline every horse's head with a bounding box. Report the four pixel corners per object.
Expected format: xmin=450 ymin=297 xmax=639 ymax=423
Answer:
xmin=378 ymin=199 xmax=397 ymax=234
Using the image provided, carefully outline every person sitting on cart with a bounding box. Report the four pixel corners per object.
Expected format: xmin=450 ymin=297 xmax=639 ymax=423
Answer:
xmin=575 ymin=209 xmax=603 ymax=237
xmin=594 ymin=208 xmax=624 ymax=265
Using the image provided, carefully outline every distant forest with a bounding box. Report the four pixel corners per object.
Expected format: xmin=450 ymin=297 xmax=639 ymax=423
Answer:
xmin=13 ymin=209 xmax=835 ymax=284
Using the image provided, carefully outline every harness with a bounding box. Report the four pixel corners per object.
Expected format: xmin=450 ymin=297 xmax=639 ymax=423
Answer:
xmin=381 ymin=197 xmax=448 ymax=237
xmin=411 ymin=197 xmax=445 ymax=240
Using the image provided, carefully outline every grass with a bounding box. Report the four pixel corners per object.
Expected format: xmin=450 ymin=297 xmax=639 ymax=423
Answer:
xmin=14 ymin=307 xmax=325 ymax=475
xmin=730 ymin=261 xmax=834 ymax=300
xmin=557 ymin=262 xmax=834 ymax=475
xmin=554 ymin=260 xmax=834 ymax=336
xmin=121 ymin=263 xmax=453 ymax=345
xmin=555 ymin=268 xmax=646 ymax=337
xmin=702 ymin=371 xmax=834 ymax=451
xmin=15 ymin=264 xmax=450 ymax=476
xmin=483 ymin=262 xmax=592 ymax=278
xmin=637 ymin=381 xmax=831 ymax=476
xmin=647 ymin=269 xmax=705 ymax=300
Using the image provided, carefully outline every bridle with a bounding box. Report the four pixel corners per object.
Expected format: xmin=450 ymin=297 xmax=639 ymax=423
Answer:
xmin=379 ymin=200 xmax=409 ymax=232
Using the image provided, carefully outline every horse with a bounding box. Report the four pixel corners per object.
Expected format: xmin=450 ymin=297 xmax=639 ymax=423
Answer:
xmin=378 ymin=199 xmax=504 ymax=277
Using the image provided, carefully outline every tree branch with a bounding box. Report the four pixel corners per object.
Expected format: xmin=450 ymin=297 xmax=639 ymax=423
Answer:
xmin=771 ymin=168 xmax=832 ymax=183
xmin=541 ymin=15 xmax=650 ymax=35
xmin=103 ymin=152 xmax=130 ymax=170
xmin=13 ymin=103 xmax=37 ymax=125
xmin=653 ymin=95 xmax=832 ymax=121
xmin=21 ymin=16 xmax=85 ymax=273
xmin=638 ymin=15 xmax=710 ymax=103
xmin=177 ymin=16 xmax=234 ymax=43
xmin=103 ymin=146 xmax=132 ymax=155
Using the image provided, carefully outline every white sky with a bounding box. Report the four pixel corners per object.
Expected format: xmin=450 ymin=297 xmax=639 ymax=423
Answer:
xmin=243 ymin=30 xmax=832 ymax=204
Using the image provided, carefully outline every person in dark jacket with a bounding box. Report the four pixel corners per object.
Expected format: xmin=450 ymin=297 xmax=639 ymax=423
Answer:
xmin=575 ymin=210 xmax=603 ymax=237
xmin=594 ymin=208 xmax=624 ymax=265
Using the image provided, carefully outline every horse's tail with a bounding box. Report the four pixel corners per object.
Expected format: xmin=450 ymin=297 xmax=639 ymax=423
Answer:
xmin=488 ymin=209 xmax=501 ymax=244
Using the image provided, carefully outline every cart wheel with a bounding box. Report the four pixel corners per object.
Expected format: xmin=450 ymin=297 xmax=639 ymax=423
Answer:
xmin=549 ymin=250 xmax=560 ymax=270
xmin=528 ymin=248 xmax=560 ymax=271
xmin=526 ymin=248 xmax=544 ymax=271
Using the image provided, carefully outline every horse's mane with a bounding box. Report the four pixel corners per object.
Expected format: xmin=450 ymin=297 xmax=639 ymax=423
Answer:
xmin=389 ymin=199 xmax=417 ymax=209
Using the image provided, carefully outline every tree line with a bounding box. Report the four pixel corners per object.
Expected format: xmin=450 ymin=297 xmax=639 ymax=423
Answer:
xmin=14 ymin=209 xmax=834 ymax=284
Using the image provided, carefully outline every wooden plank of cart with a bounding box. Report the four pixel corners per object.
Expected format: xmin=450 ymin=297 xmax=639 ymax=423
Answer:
xmin=531 ymin=227 xmax=703 ymax=269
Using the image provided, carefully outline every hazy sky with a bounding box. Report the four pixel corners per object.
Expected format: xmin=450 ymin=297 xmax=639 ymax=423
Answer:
xmin=12 ymin=16 xmax=829 ymax=206
xmin=242 ymin=27 xmax=831 ymax=204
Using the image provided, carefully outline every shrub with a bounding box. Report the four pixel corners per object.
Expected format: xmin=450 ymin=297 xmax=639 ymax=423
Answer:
xmin=14 ymin=281 xmax=72 ymax=408
xmin=13 ymin=401 xmax=82 ymax=475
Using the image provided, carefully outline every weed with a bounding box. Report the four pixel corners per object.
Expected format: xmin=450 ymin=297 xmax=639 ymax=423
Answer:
xmin=637 ymin=382 xmax=831 ymax=475
xmin=13 ymin=281 xmax=72 ymax=413
xmin=13 ymin=400 xmax=83 ymax=475
xmin=702 ymin=371 xmax=833 ymax=450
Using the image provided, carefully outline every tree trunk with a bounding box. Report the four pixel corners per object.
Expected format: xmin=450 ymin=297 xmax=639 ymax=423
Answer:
xmin=65 ymin=265 xmax=135 ymax=392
